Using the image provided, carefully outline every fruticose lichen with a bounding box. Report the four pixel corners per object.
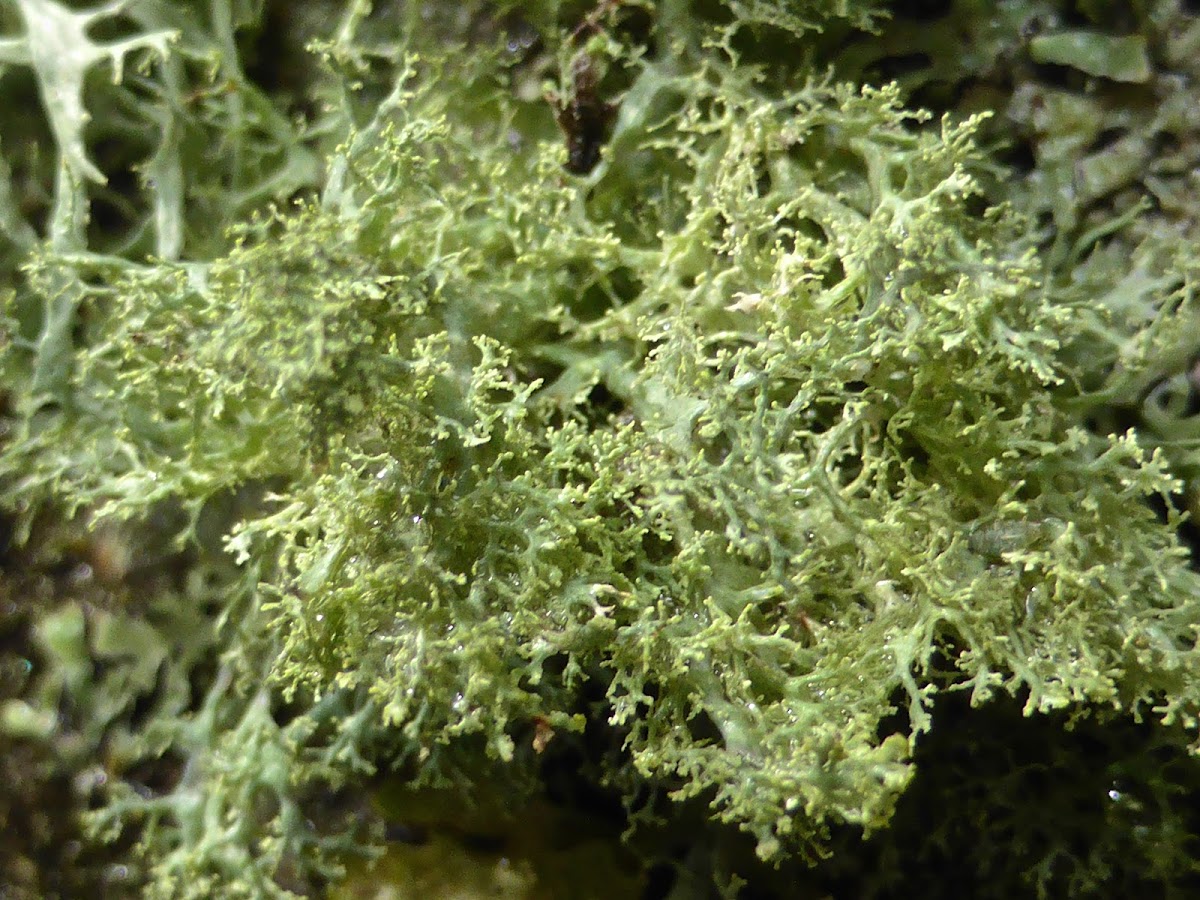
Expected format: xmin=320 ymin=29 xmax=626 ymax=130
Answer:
xmin=4 ymin=1 xmax=1200 ymax=897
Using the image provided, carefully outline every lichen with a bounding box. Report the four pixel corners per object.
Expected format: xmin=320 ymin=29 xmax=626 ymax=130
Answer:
xmin=4 ymin=1 xmax=1200 ymax=897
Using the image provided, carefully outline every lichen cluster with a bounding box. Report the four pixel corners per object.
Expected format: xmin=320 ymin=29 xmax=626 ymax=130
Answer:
xmin=4 ymin=1 xmax=1200 ymax=897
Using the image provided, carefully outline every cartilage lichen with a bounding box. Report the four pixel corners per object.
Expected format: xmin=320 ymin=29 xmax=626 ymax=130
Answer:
xmin=4 ymin=1 xmax=1200 ymax=897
